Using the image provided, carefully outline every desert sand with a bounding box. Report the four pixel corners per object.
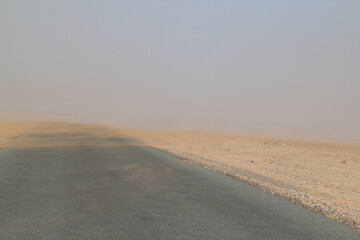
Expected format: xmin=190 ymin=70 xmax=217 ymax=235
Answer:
xmin=0 ymin=122 xmax=359 ymax=230
xmin=118 ymin=128 xmax=360 ymax=230
xmin=0 ymin=122 xmax=40 ymax=147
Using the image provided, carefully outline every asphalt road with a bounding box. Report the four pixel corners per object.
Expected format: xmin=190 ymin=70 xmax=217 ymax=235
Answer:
xmin=0 ymin=130 xmax=358 ymax=239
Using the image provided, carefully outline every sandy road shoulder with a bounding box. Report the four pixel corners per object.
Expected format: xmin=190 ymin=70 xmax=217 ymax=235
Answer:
xmin=119 ymin=129 xmax=360 ymax=230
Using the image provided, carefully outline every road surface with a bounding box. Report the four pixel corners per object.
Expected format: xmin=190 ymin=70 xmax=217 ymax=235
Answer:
xmin=0 ymin=127 xmax=358 ymax=239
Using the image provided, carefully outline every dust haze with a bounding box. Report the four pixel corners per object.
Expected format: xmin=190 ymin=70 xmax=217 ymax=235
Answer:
xmin=1 ymin=0 xmax=360 ymax=144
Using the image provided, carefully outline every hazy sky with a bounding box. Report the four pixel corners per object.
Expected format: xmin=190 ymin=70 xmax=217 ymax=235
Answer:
xmin=1 ymin=1 xmax=360 ymax=143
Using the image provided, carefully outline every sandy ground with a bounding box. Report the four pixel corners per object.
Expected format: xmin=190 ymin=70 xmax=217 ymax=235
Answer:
xmin=0 ymin=122 xmax=359 ymax=230
xmin=0 ymin=122 xmax=41 ymax=147
xmin=0 ymin=122 xmax=123 ymax=148
xmin=117 ymin=128 xmax=360 ymax=230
